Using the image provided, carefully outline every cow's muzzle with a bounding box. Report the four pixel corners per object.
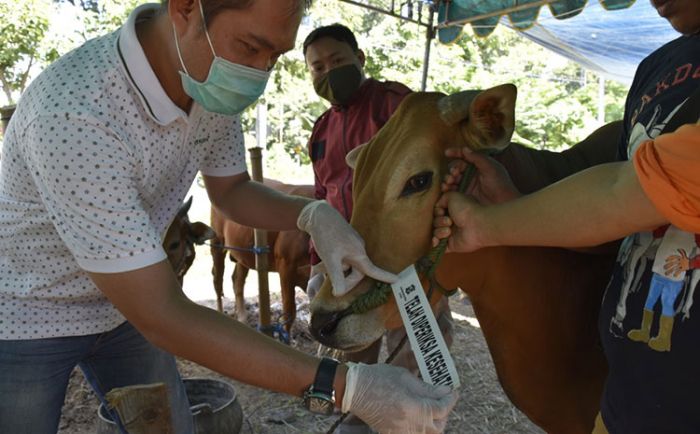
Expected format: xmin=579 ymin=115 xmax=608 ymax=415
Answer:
xmin=310 ymin=309 xmax=349 ymax=345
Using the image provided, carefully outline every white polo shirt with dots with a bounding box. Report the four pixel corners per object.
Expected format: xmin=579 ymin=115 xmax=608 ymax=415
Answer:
xmin=0 ymin=3 xmax=247 ymax=339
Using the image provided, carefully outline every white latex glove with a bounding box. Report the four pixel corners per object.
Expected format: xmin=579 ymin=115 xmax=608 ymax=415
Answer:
xmin=306 ymin=263 xmax=325 ymax=299
xmin=342 ymin=363 xmax=458 ymax=434
xmin=297 ymin=201 xmax=397 ymax=296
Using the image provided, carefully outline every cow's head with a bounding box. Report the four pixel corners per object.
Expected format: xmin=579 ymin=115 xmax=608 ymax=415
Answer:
xmin=164 ymin=197 xmax=217 ymax=283
xmin=309 ymin=84 xmax=516 ymax=352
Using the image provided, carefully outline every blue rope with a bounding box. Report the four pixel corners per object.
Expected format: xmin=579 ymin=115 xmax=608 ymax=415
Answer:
xmin=257 ymin=322 xmax=290 ymax=344
xmin=205 ymin=241 xmax=270 ymax=255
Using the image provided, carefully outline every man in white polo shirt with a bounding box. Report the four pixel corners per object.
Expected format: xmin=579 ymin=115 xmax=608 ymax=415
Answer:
xmin=0 ymin=0 xmax=457 ymax=433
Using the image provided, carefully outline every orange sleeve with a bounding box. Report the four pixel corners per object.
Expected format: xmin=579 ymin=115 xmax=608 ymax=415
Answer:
xmin=633 ymin=123 xmax=700 ymax=233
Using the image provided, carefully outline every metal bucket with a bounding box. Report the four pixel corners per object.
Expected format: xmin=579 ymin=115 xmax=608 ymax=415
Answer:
xmin=97 ymin=378 xmax=243 ymax=434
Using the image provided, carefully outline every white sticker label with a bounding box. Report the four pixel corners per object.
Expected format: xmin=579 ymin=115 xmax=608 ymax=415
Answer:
xmin=391 ymin=265 xmax=460 ymax=389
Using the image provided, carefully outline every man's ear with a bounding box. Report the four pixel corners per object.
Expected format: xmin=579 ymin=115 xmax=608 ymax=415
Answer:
xmin=357 ymin=49 xmax=366 ymax=68
xmin=346 ymin=143 xmax=367 ymax=169
xmin=169 ymin=0 xmax=198 ymax=35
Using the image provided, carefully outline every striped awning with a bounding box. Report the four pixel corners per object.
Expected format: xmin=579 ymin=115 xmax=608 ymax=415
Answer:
xmin=437 ymin=0 xmax=636 ymax=42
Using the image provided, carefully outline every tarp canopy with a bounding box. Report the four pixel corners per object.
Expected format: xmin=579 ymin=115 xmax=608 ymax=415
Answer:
xmin=437 ymin=0 xmax=680 ymax=83
xmin=438 ymin=0 xmax=635 ymax=39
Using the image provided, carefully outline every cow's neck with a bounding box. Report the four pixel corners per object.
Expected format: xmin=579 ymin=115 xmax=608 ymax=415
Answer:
xmin=434 ymin=246 xmax=611 ymax=431
xmin=436 ymin=245 xmax=609 ymax=345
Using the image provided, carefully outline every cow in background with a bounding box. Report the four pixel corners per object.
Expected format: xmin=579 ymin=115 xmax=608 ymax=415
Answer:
xmin=164 ymin=196 xmax=216 ymax=284
xmin=211 ymin=179 xmax=314 ymax=336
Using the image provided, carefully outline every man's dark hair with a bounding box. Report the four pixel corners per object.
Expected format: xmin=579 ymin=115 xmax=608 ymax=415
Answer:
xmin=303 ymin=23 xmax=358 ymax=55
xmin=161 ymin=0 xmax=312 ymax=24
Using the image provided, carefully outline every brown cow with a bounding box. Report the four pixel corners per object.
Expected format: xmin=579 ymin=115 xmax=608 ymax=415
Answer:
xmin=163 ymin=197 xmax=216 ymax=284
xmin=309 ymin=85 xmax=620 ymax=433
xmin=210 ymin=179 xmax=314 ymax=336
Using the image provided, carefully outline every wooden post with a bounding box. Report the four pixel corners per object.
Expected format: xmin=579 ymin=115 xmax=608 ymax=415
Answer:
xmin=420 ymin=6 xmax=436 ymax=91
xmin=248 ymin=147 xmax=272 ymax=336
xmin=105 ymin=383 xmax=173 ymax=434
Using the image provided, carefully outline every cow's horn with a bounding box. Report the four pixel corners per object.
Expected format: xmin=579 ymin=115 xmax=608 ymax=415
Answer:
xmin=438 ymin=90 xmax=480 ymax=126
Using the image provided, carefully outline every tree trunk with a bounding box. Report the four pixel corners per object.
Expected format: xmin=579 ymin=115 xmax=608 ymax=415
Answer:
xmin=1 ymin=104 xmax=16 ymax=135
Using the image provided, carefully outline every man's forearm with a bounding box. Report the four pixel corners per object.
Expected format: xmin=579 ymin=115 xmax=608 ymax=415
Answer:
xmin=151 ymin=293 xmax=346 ymax=405
xmin=495 ymin=121 xmax=622 ymax=194
xmin=91 ymin=264 xmax=347 ymax=407
xmin=153 ymin=294 xmax=316 ymax=393
xmin=209 ymin=176 xmax=313 ymax=231
xmin=483 ymin=161 xmax=667 ymax=248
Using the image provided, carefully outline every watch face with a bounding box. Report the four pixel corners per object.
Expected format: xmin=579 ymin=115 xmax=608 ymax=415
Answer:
xmin=305 ymin=358 xmax=339 ymax=416
xmin=308 ymin=397 xmax=334 ymax=415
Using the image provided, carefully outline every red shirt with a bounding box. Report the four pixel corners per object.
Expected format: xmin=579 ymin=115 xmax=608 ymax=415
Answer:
xmin=308 ymin=78 xmax=412 ymax=264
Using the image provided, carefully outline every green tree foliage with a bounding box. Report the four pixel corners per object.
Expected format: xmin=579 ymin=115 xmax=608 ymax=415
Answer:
xmin=76 ymin=0 xmax=142 ymax=40
xmin=5 ymin=0 xmax=627 ymax=155
xmin=58 ymin=0 xmax=99 ymax=13
xmin=0 ymin=0 xmax=59 ymax=104
xmin=0 ymin=0 xmax=140 ymax=107
xmin=248 ymin=0 xmax=627 ymax=160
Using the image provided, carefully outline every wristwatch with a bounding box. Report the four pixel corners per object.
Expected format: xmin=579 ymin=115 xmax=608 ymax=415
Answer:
xmin=303 ymin=357 xmax=340 ymax=415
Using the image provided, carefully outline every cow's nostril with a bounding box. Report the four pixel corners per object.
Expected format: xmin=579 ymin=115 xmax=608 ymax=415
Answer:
xmin=320 ymin=312 xmax=342 ymax=338
xmin=310 ymin=309 xmax=349 ymax=341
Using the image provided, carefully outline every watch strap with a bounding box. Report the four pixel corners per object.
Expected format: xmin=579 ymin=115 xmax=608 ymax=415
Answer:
xmin=312 ymin=357 xmax=339 ymax=397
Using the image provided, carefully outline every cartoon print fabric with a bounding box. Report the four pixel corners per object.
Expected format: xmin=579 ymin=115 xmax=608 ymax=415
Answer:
xmin=597 ymin=34 xmax=700 ymax=434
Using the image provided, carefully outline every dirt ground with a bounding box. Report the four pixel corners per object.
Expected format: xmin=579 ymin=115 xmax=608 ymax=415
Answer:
xmin=57 ymin=291 xmax=542 ymax=434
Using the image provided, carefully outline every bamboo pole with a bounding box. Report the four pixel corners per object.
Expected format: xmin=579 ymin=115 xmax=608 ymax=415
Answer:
xmin=248 ymin=146 xmax=272 ymax=335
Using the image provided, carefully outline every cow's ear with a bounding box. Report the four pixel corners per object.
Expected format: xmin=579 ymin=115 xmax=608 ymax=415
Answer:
xmin=346 ymin=143 xmax=367 ymax=169
xmin=190 ymin=222 xmax=216 ymax=244
xmin=179 ymin=196 xmax=193 ymax=216
xmin=465 ymin=84 xmax=517 ymax=151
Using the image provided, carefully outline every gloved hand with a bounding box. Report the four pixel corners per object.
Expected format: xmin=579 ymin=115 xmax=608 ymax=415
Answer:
xmin=342 ymin=362 xmax=458 ymax=434
xmin=306 ymin=263 xmax=325 ymax=299
xmin=297 ymin=201 xmax=397 ymax=296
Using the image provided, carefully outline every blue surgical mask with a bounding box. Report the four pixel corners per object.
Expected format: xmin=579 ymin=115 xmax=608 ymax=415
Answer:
xmin=173 ymin=0 xmax=270 ymax=115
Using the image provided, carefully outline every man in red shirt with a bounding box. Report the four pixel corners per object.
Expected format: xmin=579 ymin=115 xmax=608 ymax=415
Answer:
xmin=304 ymin=23 xmax=455 ymax=433
xmin=304 ymin=24 xmax=411 ymax=253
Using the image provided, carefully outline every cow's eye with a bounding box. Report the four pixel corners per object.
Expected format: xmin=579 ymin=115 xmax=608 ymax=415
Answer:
xmin=400 ymin=171 xmax=433 ymax=197
xmin=167 ymin=241 xmax=181 ymax=251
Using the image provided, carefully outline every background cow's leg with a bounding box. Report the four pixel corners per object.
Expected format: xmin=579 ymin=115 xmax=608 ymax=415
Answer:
xmin=278 ymin=267 xmax=297 ymax=335
xmin=210 ymin=240 xmax=226 ymax=313
xmin=232 ymin=263 xmax=249 ymax=323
